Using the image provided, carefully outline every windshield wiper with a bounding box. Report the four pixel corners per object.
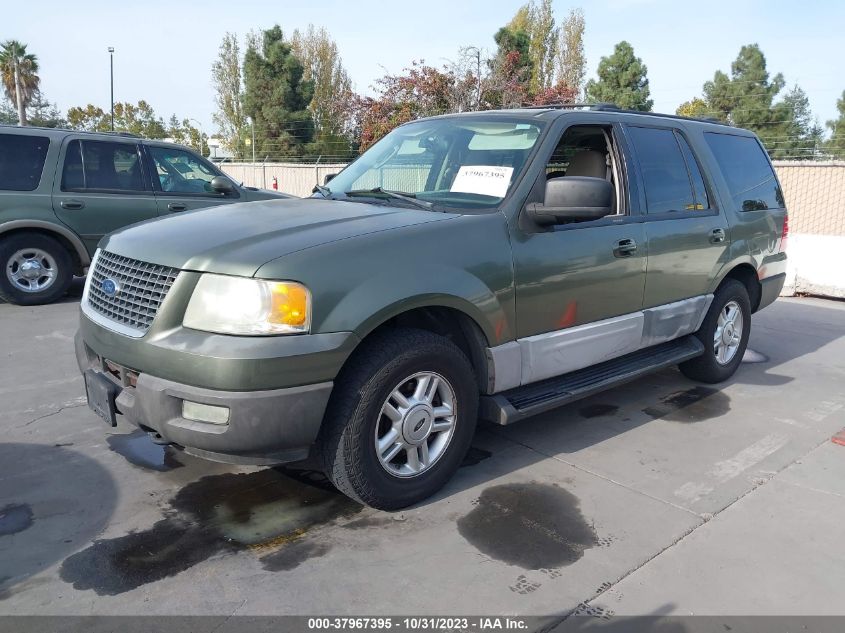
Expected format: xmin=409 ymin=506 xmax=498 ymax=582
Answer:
xmin=344 ymin=187 xmax=434 ymax=210
xmin=312 ymin=183 xmax=334 ymax=198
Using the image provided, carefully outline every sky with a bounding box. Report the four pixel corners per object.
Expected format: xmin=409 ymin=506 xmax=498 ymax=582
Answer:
xmin=4 ymin=0 xmax=843 ymax=134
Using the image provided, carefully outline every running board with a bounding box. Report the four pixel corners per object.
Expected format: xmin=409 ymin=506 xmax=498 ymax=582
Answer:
xmin=480 ymin=336 xmax=705 ymax=425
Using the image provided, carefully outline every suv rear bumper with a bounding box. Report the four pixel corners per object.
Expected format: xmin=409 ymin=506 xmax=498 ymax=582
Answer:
xmin=758 ymin=272 xmax=786 ymax=312
xmin=76 ymin=332 xmax=332 ymax=465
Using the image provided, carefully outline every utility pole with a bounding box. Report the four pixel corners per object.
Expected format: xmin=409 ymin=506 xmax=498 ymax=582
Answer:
xmin=108 ymin=47 xmax=115 ymax=131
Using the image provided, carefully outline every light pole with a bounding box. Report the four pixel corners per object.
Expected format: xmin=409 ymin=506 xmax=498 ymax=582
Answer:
xmin=189 ymin=118 xmax=205 ymax=154
xmin=108 ymin=47 xmax=115 ymax=131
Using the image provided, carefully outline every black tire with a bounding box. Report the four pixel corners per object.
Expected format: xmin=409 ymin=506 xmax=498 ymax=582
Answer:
xmin=318 ymin=327 xmax=478 ymax=510
xmin=0 ymin=232 xmax=74 ymax=306
xmin=679 ymin=279 xmax=751 ymax=384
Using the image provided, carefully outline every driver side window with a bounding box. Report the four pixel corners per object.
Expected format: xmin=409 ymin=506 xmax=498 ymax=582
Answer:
xmin=545 ymin=125 xmax=623 ymax=215
xmin=149 ymin=146 xmax=217 ymax=195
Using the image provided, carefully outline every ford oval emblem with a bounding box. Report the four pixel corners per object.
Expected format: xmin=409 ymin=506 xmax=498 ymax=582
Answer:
xmin=101 ymin=278 xmax=120 ymax=297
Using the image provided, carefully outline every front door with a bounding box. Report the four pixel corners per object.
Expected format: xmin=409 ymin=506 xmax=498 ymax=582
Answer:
xmin=145 ymin=145 xmax=238 ymax=216
xmin=510 ymin=123 xmax=648 ymax=384
xmin=52 ymin=137 xmax=159 ymax=254
xmin=623 ymin=124 xmax=730 ymax=308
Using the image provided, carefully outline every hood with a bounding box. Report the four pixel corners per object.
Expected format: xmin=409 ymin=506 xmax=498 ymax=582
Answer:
xmin=243 ymin=187 xmax=295 ymax=201
xmin=100 ymin=198 xmax=453 ymax=277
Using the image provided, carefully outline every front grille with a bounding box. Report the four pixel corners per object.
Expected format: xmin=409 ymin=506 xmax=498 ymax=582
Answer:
xmin=87 ymin=250 xmax=179 ymax=335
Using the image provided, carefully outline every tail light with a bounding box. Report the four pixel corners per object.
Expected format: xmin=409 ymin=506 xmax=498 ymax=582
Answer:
xmin=779 ymin=213 xmax=789 ymax=252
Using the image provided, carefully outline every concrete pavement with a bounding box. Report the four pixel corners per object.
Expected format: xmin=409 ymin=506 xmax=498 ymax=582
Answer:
xmin=1 ymin=291 xmax=843 ymax=618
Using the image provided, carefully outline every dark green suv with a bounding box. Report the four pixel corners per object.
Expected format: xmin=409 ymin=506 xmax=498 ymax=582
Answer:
xmin=76 ymin=106 xmax=787 ymax=509
xmin=0 ymin=125 xmax=291 ymax=305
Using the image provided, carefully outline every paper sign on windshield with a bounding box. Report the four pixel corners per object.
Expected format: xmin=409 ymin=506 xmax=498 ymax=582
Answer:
xmin=450 ymin=165 xmax=514 ymax=198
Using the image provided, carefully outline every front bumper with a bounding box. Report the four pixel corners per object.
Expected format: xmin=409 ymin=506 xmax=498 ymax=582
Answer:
xmin=76 ymin=331 xmax=333 ymax=465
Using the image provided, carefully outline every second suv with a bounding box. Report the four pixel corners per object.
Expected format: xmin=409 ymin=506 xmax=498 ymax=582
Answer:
xmin=0 ymin=125 xmax=291 ymax=305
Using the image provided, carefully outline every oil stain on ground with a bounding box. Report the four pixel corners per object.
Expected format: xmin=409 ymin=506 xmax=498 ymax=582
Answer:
xmin=457 ymin=482 xmax=598 ymax=570
xmin=59 ymin=468 xmax=361 ymax=595
xmin=107 ymin=430 xmax=184 ymax=472
xmin=642 ymin=386 xmax=730 ymax=423
xmin=0 ymin=504 xmax=33 ymax=536
xmin=578 ymin=404 xmax=619 ymax=419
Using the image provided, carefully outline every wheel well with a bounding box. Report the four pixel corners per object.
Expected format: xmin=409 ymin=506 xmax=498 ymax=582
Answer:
xmin=363 ymin=306 xmax=492 ymax=394
xmin=721 ymin=264 xmax=762 ymax=312
xmin=0 ymin=227 xmax=85 ymax=276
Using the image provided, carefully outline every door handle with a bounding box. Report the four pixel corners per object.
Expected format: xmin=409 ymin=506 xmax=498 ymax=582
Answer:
xmin=168 ymin=203 xmax=187 ymax=212
xmin=613 ymin=238 xmax=638 ymax=257
xmin=710 ymin=228 xmax=726 ymax=243
xmin=60 ymin=199 xmax=85 ymax=210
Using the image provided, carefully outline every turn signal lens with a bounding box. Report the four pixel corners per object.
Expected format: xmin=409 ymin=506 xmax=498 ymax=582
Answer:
xmin=269 ymin=283 xmax=309 ymax=328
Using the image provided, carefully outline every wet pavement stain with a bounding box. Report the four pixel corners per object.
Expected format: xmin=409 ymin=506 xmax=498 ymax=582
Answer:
xmin=457 ymin=482 xmax=598 ymax=570
xmin=461 ymin=446 xmax=492 ymax=467
xmin=260 ymin=540 xmax=332 ymax=571
xmin=107 ymin=430 xmax=184 ymax=472
xmin=59 ymin=468 xmax=361 ymax=595
xmin=642 ymin=386 xmax=730 ymax=423
xmin=0 ymin=503 xmax=34 ymax=536
xmin=578 ymin=404 xmax=620 ymax=419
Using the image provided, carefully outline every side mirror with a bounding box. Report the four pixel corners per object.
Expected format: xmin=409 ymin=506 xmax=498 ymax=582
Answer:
xmin=210 ymin=175 xmax=236 ymax=195
xmin=526 ymin=176 xmax=613 ymax=225
xmin=323 ymin=173 xmax=338 ymax=185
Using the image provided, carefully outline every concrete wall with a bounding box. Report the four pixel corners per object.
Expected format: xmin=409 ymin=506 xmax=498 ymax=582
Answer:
xmin=220 ymin=160 xmax=845 ymax=299
xmin=773 ymin=161 xmax=845 ymax=299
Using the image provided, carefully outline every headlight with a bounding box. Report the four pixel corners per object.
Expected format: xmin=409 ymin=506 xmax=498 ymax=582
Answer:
xmin=183 ymin=274 xmax=310 ymax=335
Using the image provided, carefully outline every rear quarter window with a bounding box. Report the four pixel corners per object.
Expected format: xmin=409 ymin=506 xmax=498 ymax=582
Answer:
xmin=704 ymin=132 xmax=785 ymax=212
xmin=0 ymin=134 xmax=50 ymax=191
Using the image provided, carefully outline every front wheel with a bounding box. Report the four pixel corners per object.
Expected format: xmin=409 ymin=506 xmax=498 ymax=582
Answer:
xmin=319 ymin=328 xmax=478 ymax=510
xmin=680 ymin=279 xmax=751 ymax=383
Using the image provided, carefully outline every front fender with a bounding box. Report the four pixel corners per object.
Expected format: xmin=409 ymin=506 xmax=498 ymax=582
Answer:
xmin=254 ymin=212 xmax=516 ymax=346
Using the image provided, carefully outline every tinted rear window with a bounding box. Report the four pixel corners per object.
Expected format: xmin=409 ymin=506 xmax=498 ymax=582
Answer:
xmin=627 ymin=126 xmax=698 ymax=213
xmin=0 ymin=134 xmax=50 ymax=191
xmin=704 ymin=133 xmax=784 ymax=211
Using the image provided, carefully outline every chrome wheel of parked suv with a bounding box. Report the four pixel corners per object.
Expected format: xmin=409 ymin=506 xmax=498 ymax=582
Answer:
xmin=680 ymin=279 xmax=751 ymax=384
xmin=320 ymin=328 xmax=478 ymax=510
xmin=0 ymin=233 xmax=73 ymax=306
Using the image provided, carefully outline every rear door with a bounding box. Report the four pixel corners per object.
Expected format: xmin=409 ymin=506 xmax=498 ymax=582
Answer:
xmin=144 ymin=144 xmax=239 ymax=215
xmin=624 ymin=124 xmax=730 ymax=308
xmin=52 ymin=137 xmax=159 ymax=253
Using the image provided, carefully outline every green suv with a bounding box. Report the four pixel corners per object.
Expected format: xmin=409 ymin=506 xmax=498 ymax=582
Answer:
xmin=75 ymin=106 xmax=788 ymax=509
xmin=0 ymin=125 xmax=291 ymax=305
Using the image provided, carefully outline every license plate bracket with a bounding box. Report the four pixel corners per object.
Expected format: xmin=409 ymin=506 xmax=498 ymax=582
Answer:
xmin=84 ymin=369 xmax=119 ymax=427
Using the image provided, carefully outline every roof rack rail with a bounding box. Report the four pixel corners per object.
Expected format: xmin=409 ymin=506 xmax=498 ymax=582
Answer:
xmin=518 ymin=102 xmax=731 ymax=127
xmin=0 ymin=124 xmax=143 ymax=137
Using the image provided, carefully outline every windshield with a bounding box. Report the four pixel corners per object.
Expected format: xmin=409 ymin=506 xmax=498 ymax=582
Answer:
xmin=323 ymin=117 xmax=544 ymax=209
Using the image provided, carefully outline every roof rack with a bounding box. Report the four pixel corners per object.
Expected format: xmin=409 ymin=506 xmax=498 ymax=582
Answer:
xmin=518 ymin=102 xmax=730 ymax=126
xmin=0 ymin=124 xmax=142 ymax=137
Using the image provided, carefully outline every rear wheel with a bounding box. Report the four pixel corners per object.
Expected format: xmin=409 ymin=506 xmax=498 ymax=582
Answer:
xmin=0 ymin=233 xmax=73 ymax=306
xmin=680 ymin=279 xmax=751 ymax=383
xmin=319 ymin=328 xmax=478 ymax=510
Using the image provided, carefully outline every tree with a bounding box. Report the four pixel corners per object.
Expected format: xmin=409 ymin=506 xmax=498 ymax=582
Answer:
xmin=702 ymin=44 xmax=804 ymax=156
xmin=585 ymin=41 xmax=652 ymax=111
xmin=0 ymin=40 xmax=40 ymax=126
xmin=67 ymin=100 xmax=167 ymax=138
xmin=211 ymin=33 xmax=247 ymax=158
xmin=0 ymin=96 xmax=16 ymax=124
xmin=242 ymin=25 xmax=314 ymax=160
xmin=676 ymin=97 xmax=709 ymax=118
xmin=530 ymin=81 xmax=578 ymax=107
xmin=27 ymin=91 xmax=65 ymax=128
xmin=290 ymin=25 xmax=354 ymax=159
xmin=505 ymin=1 xmax=557 ymax=94
xmin=825 ymin=90 xmax=845 ymax=159
xmin=353 ymin=61 xmax=455 ymax=151
xmin=167 ymin=115 xmax=209 ymax=156
xmin=776 ymin=85 xmax=823 ymax=159
xmin=485 ymin=26 xmax=532 ymax=108
xmin=556 ymin=8 xmax=586 ymax=99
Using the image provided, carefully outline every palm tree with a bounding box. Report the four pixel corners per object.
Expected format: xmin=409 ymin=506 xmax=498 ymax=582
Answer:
xmin=0 ymin=40 xmax=41 ymax=126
